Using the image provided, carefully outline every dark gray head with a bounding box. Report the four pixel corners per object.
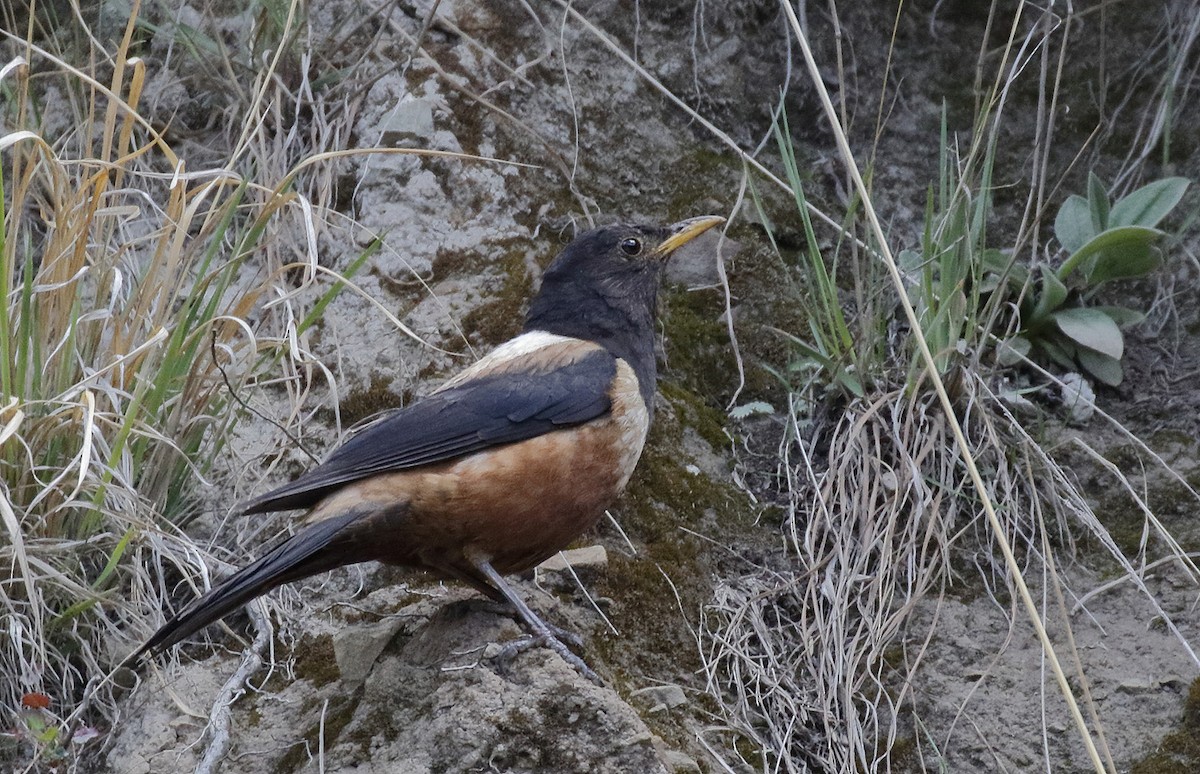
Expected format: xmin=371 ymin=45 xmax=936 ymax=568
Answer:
xmin=523 ymin=216 xmax=724 ymax=405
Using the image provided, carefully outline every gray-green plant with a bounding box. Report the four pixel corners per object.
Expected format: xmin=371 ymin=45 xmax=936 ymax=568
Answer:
xmin=764 ymin=105 xmax=1001 ymax=401
xmin=753 ymin=110 xmax=872 ymax=399
xmin=898 ymin=108 xmax=995 ymax=388
xmin=995 ymin=174 xmax=1190 ymax=385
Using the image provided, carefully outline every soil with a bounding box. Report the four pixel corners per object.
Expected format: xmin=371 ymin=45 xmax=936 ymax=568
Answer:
xmin=7 ymin=0 xmax=1199 ymax=771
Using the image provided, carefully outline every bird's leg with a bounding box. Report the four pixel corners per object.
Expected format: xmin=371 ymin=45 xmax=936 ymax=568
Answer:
xmin=469 ymin=554 xmax=600 ymax=685
xmin=473 ymin=599 xmax=584 ymax=648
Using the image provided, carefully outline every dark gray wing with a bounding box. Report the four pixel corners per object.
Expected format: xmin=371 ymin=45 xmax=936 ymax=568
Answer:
xmin=240 ymin=348 xmax=617 ymax=514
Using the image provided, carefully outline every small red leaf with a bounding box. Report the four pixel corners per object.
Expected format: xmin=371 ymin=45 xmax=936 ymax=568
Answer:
xmin=21 ymin=692 xmax=51 ymax=709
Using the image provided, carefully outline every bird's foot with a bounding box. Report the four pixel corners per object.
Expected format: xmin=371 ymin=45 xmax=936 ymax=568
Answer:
xmin=491 ymin=630 xmax=602 ymax=686
xmin=477 ymin=600 xmax=584 ymax=649
xmin=467 ymin=555 xmax=601 ymax=685
xmin=542 ymin=621 xmax=584 ymax=650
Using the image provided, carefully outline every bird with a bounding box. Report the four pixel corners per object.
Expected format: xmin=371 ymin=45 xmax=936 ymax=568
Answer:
xmin=132 ymin=215 xmax=725 ymax=681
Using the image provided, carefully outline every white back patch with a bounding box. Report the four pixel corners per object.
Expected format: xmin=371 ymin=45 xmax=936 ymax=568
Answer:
xmin=440 ymin=330 xmax=579 ymax=388
xmin=482 ymin=330 xmax=576 ymax=362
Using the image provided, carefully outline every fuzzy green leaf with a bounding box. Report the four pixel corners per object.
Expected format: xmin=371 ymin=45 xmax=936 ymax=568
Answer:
xmin=980 ymin=249 xmax=1024 ymax=293
xmin=1088 ymin=242 xmax=1161 ymax=284
xmin=729 ymin=401 xmax=775 ymax=419
xmin=1040 ymin=336 xmax=1078 ymax=370
xmin=835 ymin=371 xmax=865 ymax=398
xmin=1057 ymin=225 xmax=1161 ymax=283
xmin=1055 ymin=195 xmax=1093 ymax=254
xmin=1031 ymin=266 xmax=1068 ymax=321
xmin=981 ymin=249 xmax=1011 ymax=273
xmin=997 ymin=336 xmax=1031 ymax=366
xmin=1095 ymin=306 xmax=1146 ymax=327
xmin=898 ymin=248 xmax=925 ymax=294
xmin=1108 ymin=177 xmax=1190 ymax=229
xmin=1052 ymin=307 xmax=1124 ymax=360
xmin=1077 ymin=348 xmax=1124 ymax=386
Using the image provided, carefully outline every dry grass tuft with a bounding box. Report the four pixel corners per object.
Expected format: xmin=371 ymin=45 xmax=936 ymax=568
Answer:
xmin=0 ymin=1 xmax=441 ymax=765
xmin=701 ymin=389 xmax=956 ymax=770
xmin=681 ymin=2 xmax=1200 ymax=772
xmin=0 ymin=35 xmax=280 ymax=772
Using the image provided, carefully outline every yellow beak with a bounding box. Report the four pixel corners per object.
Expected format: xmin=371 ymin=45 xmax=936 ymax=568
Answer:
xmin=653 ymin=215 xmax=726 ymax=258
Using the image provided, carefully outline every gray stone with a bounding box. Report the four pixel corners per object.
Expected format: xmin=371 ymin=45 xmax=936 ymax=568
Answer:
xmin=661 ymin=750 xmax=702 ymax=773
xmin=630 ymin=683 xmax=688 ymax=710
xmin=665 ymin=233 xmax=740 ymax=288
xmin=1060 ymin=372 xmax=1096 ymax=424
xmin=379 ymin=98 xmax=436 ymax=145
xmin=538 ymin=545 xmax=609 ymax=574
xmin=333 ymin=616 xmax=405 ymax=686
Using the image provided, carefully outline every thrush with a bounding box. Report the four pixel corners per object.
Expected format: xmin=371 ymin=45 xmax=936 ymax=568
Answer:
xmin=133 ymin=215 xmax=725 ymax=682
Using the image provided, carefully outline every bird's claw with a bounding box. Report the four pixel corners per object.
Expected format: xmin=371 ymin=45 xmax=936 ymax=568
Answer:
xmin=477 ymin=599 xmax=584 ymax=648
xmin=541 ymin=621 xmax=584 ymax=649
xmin=491 ymin=632 xmax=602 ymax=686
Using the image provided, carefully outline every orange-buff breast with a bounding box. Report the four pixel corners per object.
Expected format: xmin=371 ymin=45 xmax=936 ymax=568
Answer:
xmin=302 ymin=360 xmax=649 ymax=577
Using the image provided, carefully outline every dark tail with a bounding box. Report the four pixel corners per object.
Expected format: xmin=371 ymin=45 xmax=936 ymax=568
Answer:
xmin=130 ymin=510 xmax=366 ymax=663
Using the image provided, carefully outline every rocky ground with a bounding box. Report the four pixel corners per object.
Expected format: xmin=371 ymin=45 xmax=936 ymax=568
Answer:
xmin=16 ymin=0 xmax=1198 ymax=771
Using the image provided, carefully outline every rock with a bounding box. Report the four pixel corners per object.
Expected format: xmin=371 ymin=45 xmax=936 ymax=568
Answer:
xmin=333 ymin=616 xmax=406 ymax=687
xmin=661 ymin=749 xmax=702 ymax=772
xmin=326 ymin=601 xmax=669 ymax=773
xmin=630 ymin=683 xmax=688 ymax=711
xmin=111 ymin=592 xmax=669 ymax=772
xmin=538 ymin=545 xmax=609 ymax=575
xmin=665 ymin=233 xmax=739 ymax=288
xmin=1060 ymin=372 xmax=1096 ymax=424
xmin=379 ymin=98 xmax=436 ymax=145
xmin=1117 ymin=677 xmax=1155 ymax=692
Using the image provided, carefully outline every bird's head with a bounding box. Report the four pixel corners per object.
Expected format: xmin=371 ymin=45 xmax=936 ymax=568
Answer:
xmin=523 ymin=214 xmax=725 ymax=408
xmin=526 ymin=215 xmax=726 ymax=328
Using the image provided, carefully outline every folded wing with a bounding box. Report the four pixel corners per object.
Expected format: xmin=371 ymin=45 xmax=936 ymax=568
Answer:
xmin=240 ymin=347 xmax=617 ymax=514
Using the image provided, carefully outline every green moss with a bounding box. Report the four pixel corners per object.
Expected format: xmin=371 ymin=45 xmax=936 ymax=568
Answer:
xmin=272 ymin=692 xmax=361 ymax=774
xmin=661 ymin=287 xmax=740 ymax=403
xmin=439 ymin=91 xmax=486 ymax=159
xmin=340 ymin=704 xmax=386 ymax=761
xmin=1148 ymin=429 xmax=1196 ymax=449
xmin=290 ymin=633 xmax=340 ymax=687
xmin=658 ymin=382 xmax=727 ymax=450
xmin=1091 ymin=488 xmax=1146 ymax=559
xmin=887 ymin=734 xmax=923 ymax=772
xmin=590 ymin=386 xmax=754 ymax=699
xmin=423 ymin=238 xmax=538 ymax=351
xmin=1130 ymin=677 xmax=1200 ymax=773
xmin=718 ymin=224 xmax=810 ymax=404
xmin=486 ymin=701 xmax=559 ymax=770
xmin=665 ymin=148 xmax=740 ymax=217
xmin=1088 ymin=469 xmax=1200 ymax=561
xmin=1102 ymin=442 xmax=1143 ymax=470
xmin=459 ymin=245 xmax=533 ymax=346
xmin=336 ymin=373 xmax=407 ymax=427
xmin=1148 ymin=480 xmax=1200 ymax=527
xmin=429 ymin=245 xmax=483 ymax=282
xmin=261 ymin=635 xmax=363 ymax=773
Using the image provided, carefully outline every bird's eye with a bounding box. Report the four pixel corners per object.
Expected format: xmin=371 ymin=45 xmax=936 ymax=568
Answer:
xmin=620 ymin=237 xmax=642 ymax=256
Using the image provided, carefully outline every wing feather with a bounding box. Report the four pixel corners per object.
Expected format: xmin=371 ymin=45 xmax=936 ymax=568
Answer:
xmin=240 ymin=346 xmax=618 ymax=514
